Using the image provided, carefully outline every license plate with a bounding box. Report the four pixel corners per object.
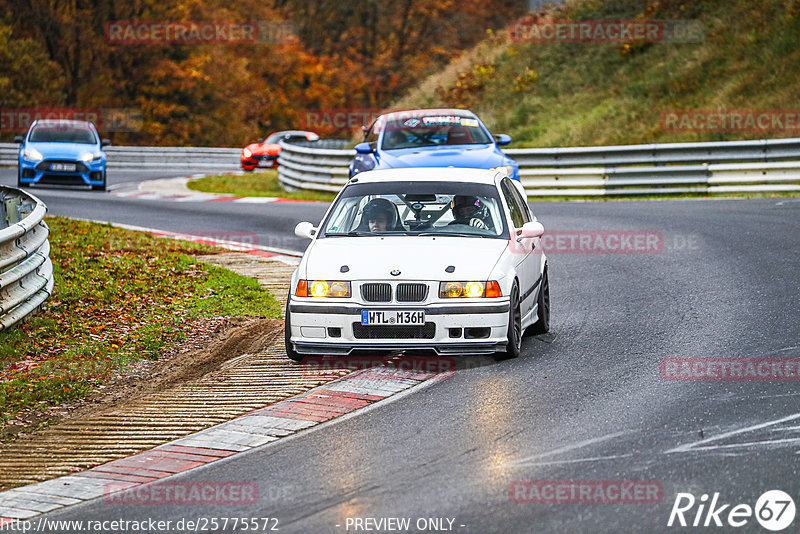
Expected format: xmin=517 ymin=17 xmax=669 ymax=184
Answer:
xmin=361 ymin=310 xmax=425 ymax=326
xmin=50 ymin=163 xmax=76 ymax=172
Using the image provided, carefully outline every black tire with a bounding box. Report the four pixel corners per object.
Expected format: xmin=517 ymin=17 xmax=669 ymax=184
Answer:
xmin=17 ymin=166 xmax=27 ymax=188
xmin=284 ymin=295 xmax=303 ymax=362
xmin=528 ymin=267 xmax=550 ymax=335
xmin=495 ymin=281 xmax=522 ymax=361
xmin=92 ymin=171 xmax=106 ymax=191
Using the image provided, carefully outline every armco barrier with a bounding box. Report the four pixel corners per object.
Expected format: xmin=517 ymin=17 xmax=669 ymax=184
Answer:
xmin=4 ymin=137 xmax=799 ymax=196
xmin=278 ymin=137 xmax=800 ymax=196
xmin=0 ymin=187 xmax=53 ymax=330
xmin=0 ymin=144 xmax=241 ymax=171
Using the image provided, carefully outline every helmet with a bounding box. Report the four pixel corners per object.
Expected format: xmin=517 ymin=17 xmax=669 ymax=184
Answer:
xmin=362 ymin=198 xmax=398 ymax=228
xmin=451 ymin=195 xmax=483 ymax=219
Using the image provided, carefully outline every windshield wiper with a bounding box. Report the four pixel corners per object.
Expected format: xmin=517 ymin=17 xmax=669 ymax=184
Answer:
xmin=416 ymin=232 xmax=493 ymax=238
xmin=325 ymin=231 xmax=369 ymax=237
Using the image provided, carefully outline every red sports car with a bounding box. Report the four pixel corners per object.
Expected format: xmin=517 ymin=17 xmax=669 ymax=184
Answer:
xmin=240 ymin=130 xmax=319 ymax=171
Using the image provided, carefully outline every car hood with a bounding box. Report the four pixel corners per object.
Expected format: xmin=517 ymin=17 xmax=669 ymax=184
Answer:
xmin=304 ymin=236 xmax=507 ymax=280
xmin=377 ymin=144 xmax=506 ymax=169
xmin=245 ymin=142 xmax=280 ymax=155
xmin=26 ymin=142 xmax=98 ymax=159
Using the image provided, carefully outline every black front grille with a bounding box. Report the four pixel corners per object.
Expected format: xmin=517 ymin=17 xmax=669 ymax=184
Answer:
xmin=396 ymin=283 xmax=428 ymax=302
xmin=361 ymin=283 xmax=391 ymax=302
xmin=36 ymin=160 xmax=88 ymax=172
xmin=353 ymin=322 xmax=435 ymax=339
xmin=38 ymin=174 xmax=87 ymax=185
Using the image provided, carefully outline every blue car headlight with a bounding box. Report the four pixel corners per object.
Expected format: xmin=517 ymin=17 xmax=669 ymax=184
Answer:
xmin=80 ymin=152 xmax=104 ymax=163
xmin=23 ymin=147 xmax=44 ymax=162
xmin=490 ymin=166 xmax=514 ymax=176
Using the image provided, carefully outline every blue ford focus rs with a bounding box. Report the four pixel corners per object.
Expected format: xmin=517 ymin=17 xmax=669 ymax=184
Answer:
xmin=15 ymin=119 xmax=110 ymax=191
xmin=349 ymin=108 xmax=520 ymax=180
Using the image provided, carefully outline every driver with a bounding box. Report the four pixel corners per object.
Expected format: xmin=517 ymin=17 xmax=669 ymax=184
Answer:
xmin=362 ymin=198 xmax=399 ymax=232
xmin=449 ymin=195 xmax=489 ymax=229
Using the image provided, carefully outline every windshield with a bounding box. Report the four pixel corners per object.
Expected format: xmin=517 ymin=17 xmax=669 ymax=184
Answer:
xmin=263 ymin=132 xmax=285 ymax=144
xmin=321 ymin=181 xmax=508 ymax=239
xmin=29 ymin=125 xmax=97 ymax=144
xmin=380 ymin=114 xmax=492 ymax=150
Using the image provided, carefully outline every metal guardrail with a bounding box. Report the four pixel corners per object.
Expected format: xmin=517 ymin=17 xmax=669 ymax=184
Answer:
xmin=278 ymin=137 xmax=800 ymax=196
xmin=0 ymin=187 xmax=53 ymax=331
xmin=0 ymin=144 xmax=241 ymax=171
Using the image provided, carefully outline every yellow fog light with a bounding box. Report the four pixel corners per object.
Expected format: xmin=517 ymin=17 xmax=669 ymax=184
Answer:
xmin=464 ymin=282 xmax=484 ymax=298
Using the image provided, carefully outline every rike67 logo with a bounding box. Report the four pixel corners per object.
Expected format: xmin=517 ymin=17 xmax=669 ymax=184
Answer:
xmin=668 ymin=490 xmax=796 ymax=531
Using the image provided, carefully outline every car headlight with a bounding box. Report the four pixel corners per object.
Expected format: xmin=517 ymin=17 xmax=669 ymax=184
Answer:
xmin=23 ymin=148 xmax=43 ymax=161
xmin=295 ymin=280 xmax=351 ymax=298
xmin=491 ymin=166 xmax=513 ymax=176
xmin=80 ymin=152 xmax=103 ymax=162
xmin=439 ymin=281 xmax=502 ymax=298
xmin=242 ymin=148 xmax=252 ymax=158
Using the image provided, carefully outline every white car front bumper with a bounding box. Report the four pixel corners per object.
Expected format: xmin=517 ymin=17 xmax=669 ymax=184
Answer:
xmin=287 ymin=298 xmax=511 ymax=356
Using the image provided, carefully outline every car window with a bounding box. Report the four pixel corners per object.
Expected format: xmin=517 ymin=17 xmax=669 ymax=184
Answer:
xmin=500 ymin=178 xmax=526 ymax=228
xmin=264 ymin=133 xmax=285 ymax=143
xmin=365 ymin=118 xmax=383 ymax=146
xmin=321 ymin=181 xmax=509 ymax=239
xmin=505 ymin=178 xmax=531 ymax=223
xmin=29 ymin=125 xmax=97 ymax=144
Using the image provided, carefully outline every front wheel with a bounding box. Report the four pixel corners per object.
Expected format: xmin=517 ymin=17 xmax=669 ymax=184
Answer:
xmin=528 ymin=267 xmax=550 ymax=335
xmin=17 ymin=166 xmax=28 ymax=188
xmin=284 ymin=295 xmax=303 ymax=362
xmin=495 ymin=282 xmax=522 ymax=361
xmin=91 ymin=171 xmax=107 ymax=191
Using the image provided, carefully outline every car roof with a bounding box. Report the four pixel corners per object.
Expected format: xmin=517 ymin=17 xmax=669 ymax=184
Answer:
xmin=32 ymin=119 xmax=94 ymax=128
xmin=351 ymin=167 xmax=502 ymax=185
xmin=270 ymin=130 xmax=315 ymax=136
xmin=377 ymin=108 xmax=478 ymax=121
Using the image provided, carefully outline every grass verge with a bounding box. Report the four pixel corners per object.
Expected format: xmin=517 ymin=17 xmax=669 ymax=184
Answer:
xmin=0 ymin=217 xmax=280 ymax=435
xmin=187 ymin=169 xmax=338 ymax=202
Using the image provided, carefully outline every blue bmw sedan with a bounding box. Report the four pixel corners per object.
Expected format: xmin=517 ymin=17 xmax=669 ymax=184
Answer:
xmin=349 ymin=109 xmax=519 ymax=180
xmin=16 ymin=119 xmax=109 ymax=191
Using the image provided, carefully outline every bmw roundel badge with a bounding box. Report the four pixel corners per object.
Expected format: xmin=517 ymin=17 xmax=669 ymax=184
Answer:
xmin=390 ymin=269 xmax=401 ymax=276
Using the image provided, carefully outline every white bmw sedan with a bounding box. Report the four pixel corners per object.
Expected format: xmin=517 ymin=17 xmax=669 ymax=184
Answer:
xmin=285 ymin=167 xmax=550 ymax=361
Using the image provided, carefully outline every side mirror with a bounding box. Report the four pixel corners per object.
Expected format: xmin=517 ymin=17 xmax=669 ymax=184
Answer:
xmin=295 ymin=221 xmax=318 ymax=239
xmin=101 ymin=139 xmax=111 ymax=147
xmin=517 ymin=221 xmax=544 ymax=240
xmin=354 ymin=142 xmax=373 ymax=154
xmin=494 ymin=134 xmax=512 ymax=146
xmin=14 ymin=136 xmax=24 ymax=144
xmin=257 ymin=137 xmax=264 ymax=143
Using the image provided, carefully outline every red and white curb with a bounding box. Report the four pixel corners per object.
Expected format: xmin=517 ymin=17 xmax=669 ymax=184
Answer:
xmin=109 ymin=174 xmax=321 ymax=204
xmin=73 ymin=220 xmax=304 ymax=265
xmin=0 ymin=367 xmax=442 ymax=525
